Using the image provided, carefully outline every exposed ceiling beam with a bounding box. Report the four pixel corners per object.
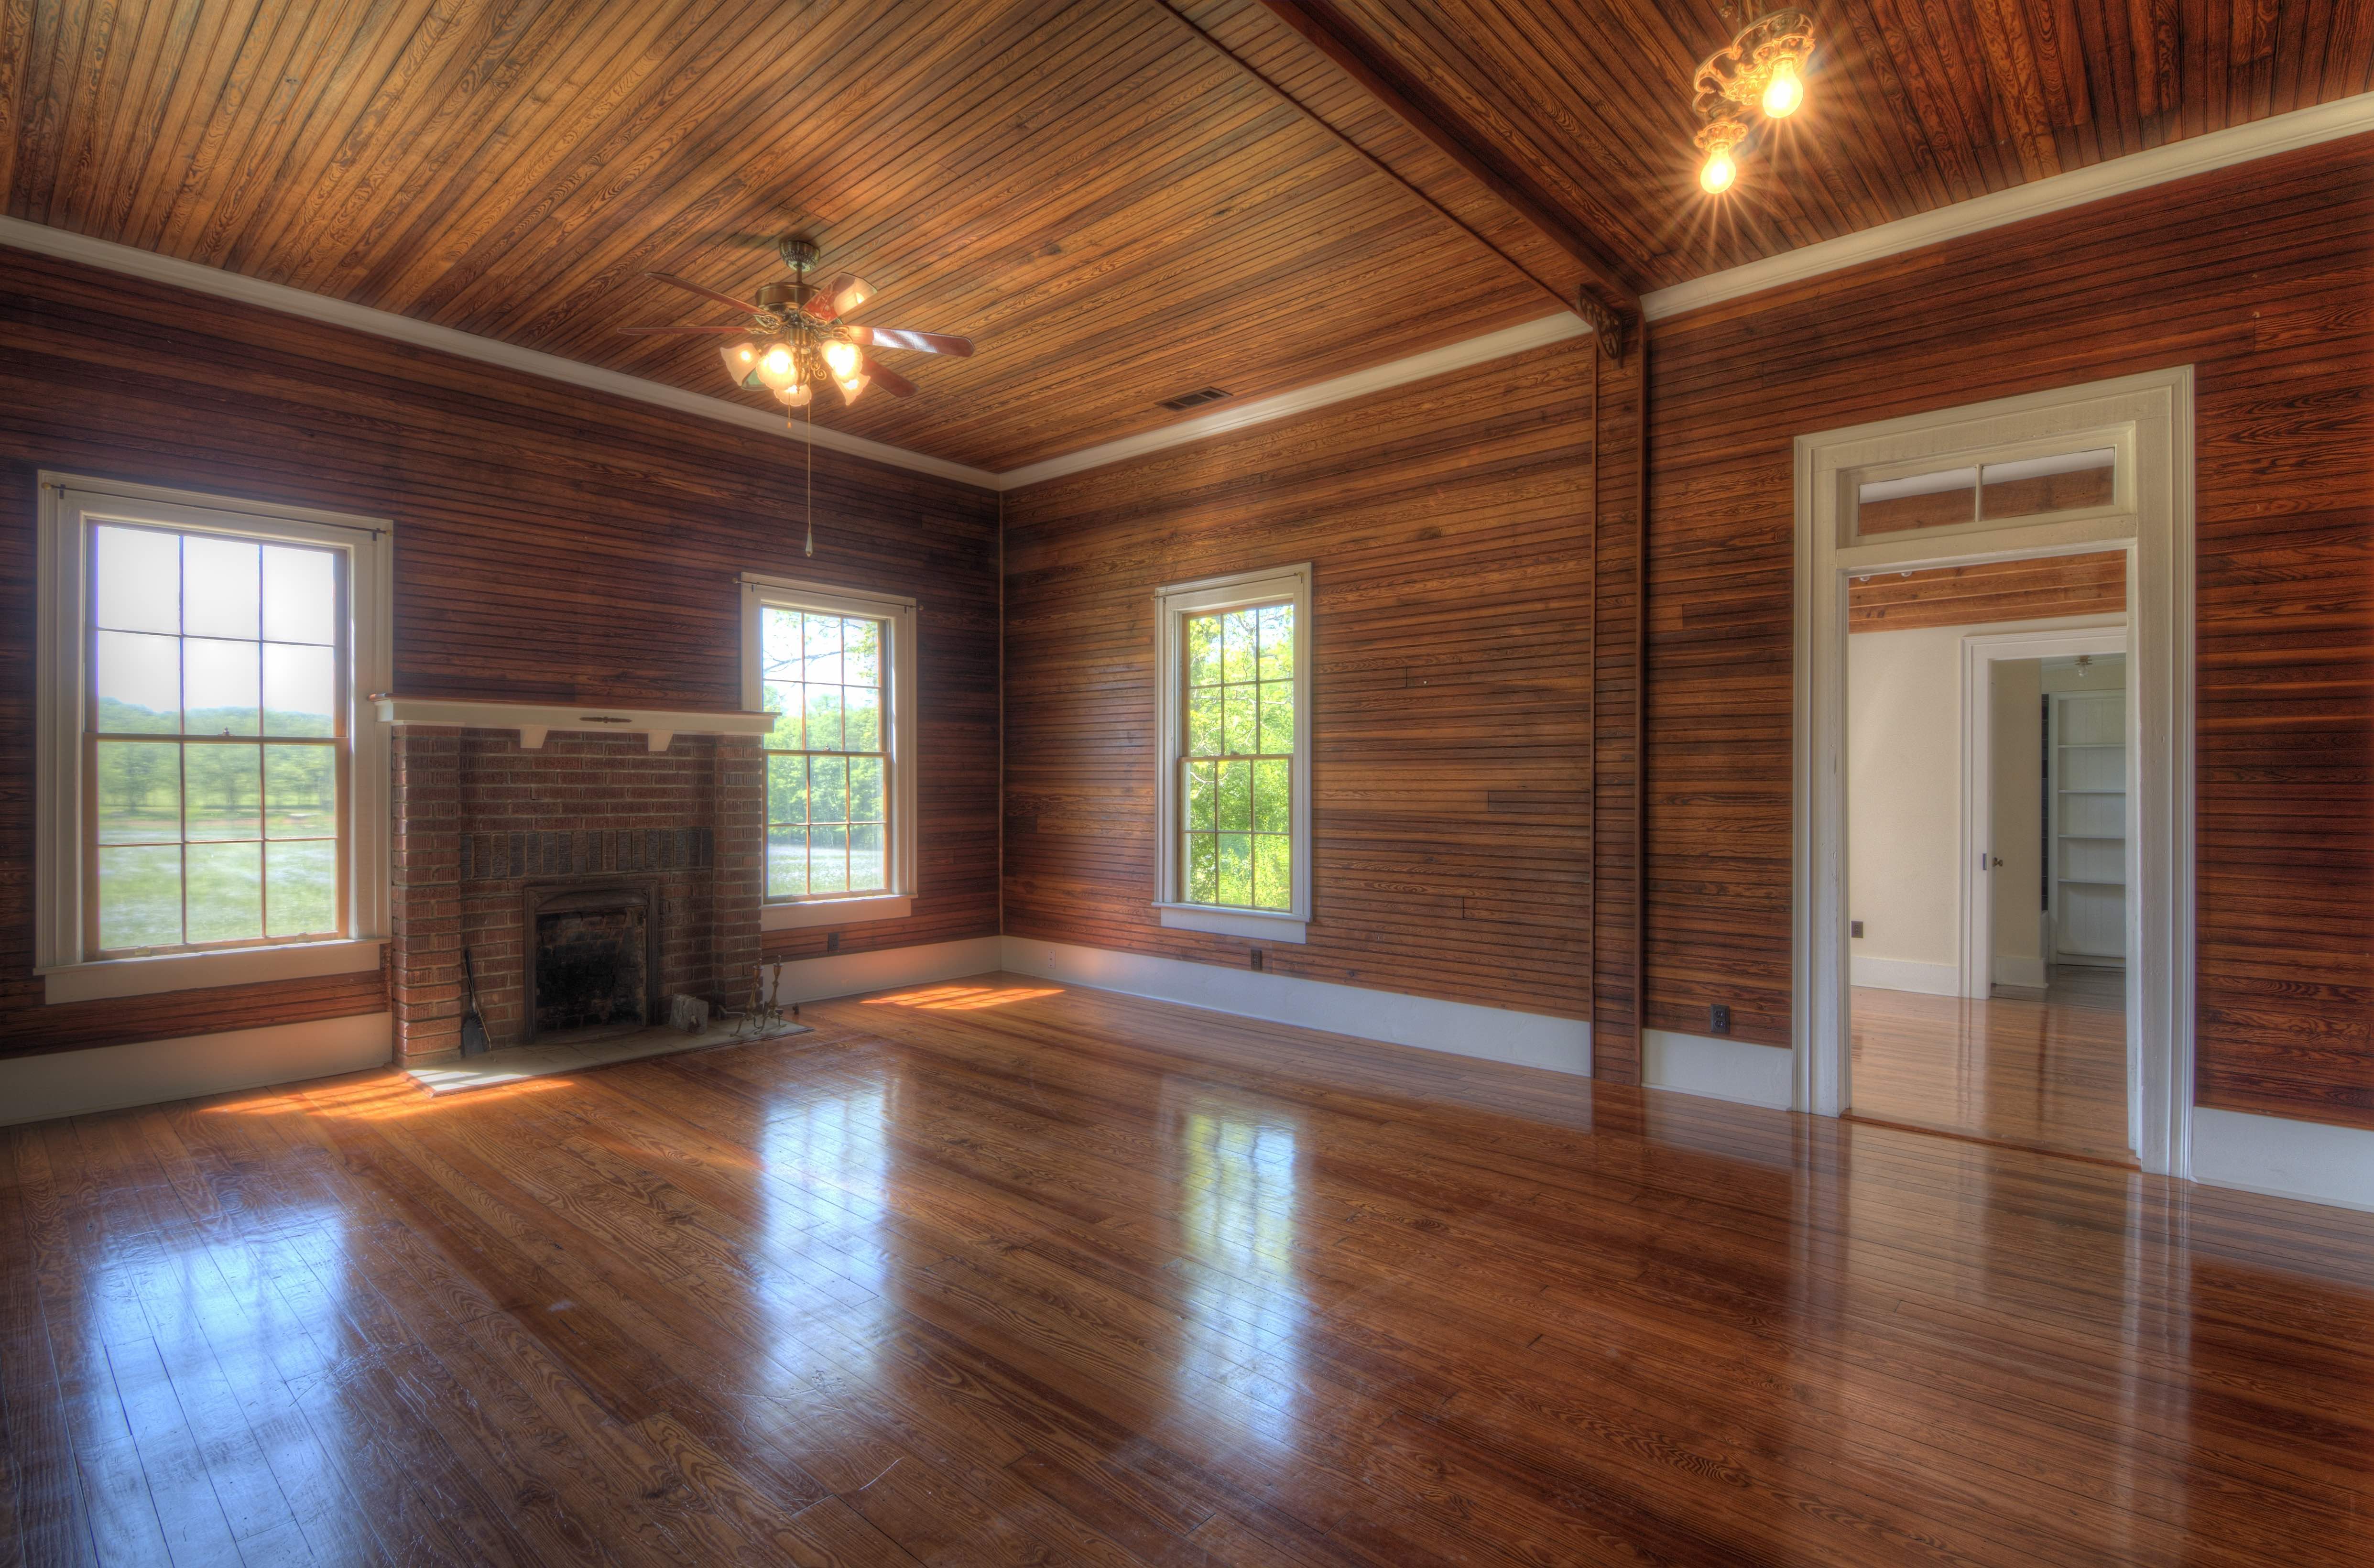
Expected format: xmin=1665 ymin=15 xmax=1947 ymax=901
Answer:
xmin=1237 ymin=0 xmax=1641 ymax=341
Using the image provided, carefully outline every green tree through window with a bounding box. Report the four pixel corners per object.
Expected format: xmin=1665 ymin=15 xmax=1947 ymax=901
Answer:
xmin=761 ymin=610 xmax=890 ymax=899
xmin=1181 ymin=602 xmax=1294 ymax=911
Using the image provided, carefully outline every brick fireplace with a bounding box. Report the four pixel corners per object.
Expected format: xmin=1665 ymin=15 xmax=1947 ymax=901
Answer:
xmin=389 ymin=724 xmax=763 ymax=1061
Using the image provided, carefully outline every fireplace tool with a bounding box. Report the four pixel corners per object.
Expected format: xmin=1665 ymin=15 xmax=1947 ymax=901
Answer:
xmin=460 ymin=949 xmax=491 ymax=1057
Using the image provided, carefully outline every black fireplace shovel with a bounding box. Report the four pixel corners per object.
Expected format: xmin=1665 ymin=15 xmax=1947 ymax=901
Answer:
xmin=460 ymin=949 xmax=491 ymax=1057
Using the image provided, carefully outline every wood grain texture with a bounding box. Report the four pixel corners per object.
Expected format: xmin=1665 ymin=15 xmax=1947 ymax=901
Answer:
xmin=1644 ymin=136 xmax=2374 ymax=1128
xmin=0 ymin=0 xmax=1553 ymax=472
xmin=1591 ymin=336 xmax=1646 ymax=1083
xmin=0 ymin=244 xmax=999 ymax=1061
xmin=1002 ymin=339 xmax=1594 ymax=1022
xmin=1847 ymin=549 xmax=2128 ymax=632
xmin=1263 ymin=0 xmax=2374 ymax=289
xmin=5 ymin=974 xmax=2374 ymax=1566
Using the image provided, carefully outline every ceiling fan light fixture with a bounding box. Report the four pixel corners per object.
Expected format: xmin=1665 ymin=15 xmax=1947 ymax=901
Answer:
xmin=755 ymin=342 xmax=800 ymax=392
xmin=775 ymin=382 xmax=813 ymax=407
xmin=821 ymin=338 xmax=861 ymax=380
xmin=719 ymin=338 xmax=761 ymax=390
xmin=836 ymin=374 xmax=869 ymax=406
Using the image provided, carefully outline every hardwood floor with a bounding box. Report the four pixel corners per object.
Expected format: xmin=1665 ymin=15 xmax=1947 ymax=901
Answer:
xmin=1849 ymin=971 xmax=2133 ymax=1162
xmin=7 ymin=974 xmax=2372 ymax=1567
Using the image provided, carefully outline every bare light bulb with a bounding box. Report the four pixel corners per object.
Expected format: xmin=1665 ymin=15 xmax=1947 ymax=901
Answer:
xmin=822 ymin=338 xmax=860 ymax=380
xmin=1761 ymin=56 xmax=1804 ymax=118
xmin=755 ymin=343 xmax=799 ymax=392
xmin=1699 ymin=146 xmax=1737 ymax=194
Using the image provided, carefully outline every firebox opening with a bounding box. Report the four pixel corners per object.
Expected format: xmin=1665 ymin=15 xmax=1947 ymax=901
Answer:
xmin=534 ymin=907 xmax=648 ymax=1038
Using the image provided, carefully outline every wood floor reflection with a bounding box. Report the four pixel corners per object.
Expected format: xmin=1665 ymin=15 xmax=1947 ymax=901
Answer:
xmin=1850 ymin=969 xmax=2133 ymax=1161
xmin=8 ymin=973 xmax=2371 ymax=1566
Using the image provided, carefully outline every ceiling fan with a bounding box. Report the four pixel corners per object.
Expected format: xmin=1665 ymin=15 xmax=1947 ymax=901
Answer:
xmin=624 ymin=236 xmax=974 ymax=414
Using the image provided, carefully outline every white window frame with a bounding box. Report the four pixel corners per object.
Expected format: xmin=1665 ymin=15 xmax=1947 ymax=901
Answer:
xmin=1153 ymin=564 xmax=1313 ymax=943
xmin=34 ymin=473 xmax=394 ymax=1004
xmin=740 ymin=574 xmax=918 ymax=929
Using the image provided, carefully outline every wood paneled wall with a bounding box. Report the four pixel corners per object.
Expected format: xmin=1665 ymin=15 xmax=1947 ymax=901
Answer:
xmin=0 ymin=247 xmax=1000 ymax=1061
xmin=1002 ymin=340 xmax=1596 ymax=1020
xmin=1645 ymin=137 xmax=2374 ymax=1128
xmin=1847 ymin=551 xmax=2128 ymax=633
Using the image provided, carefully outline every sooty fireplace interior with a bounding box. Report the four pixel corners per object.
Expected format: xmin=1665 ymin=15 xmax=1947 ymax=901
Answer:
xmin=524 ymin=881 xmax=663 ymax=1043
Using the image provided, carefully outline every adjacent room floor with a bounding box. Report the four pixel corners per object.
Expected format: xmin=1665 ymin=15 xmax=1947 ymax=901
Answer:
xmin=6 ymin=975 xmax=2368 ymax=1567
xmin=1849 ymin=967 xmax=2131 ymax=1161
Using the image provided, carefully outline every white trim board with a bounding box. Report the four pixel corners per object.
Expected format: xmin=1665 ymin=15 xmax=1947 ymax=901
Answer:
xmin=762 ymin=936 xmax=1004 ymax=1006
xmin=0 ymin=1012 xmax=391 ymax=1127
xmin=1847 ymin=956 xmax=1960 ymax=997
xmin=1000 ymin=936 xmax=1591 ymax=1076
xmin=1641 ymin=1028 xmax=1795 ymax=1110
xmin=1641 ymin=93 xmax=2374 ymax=322
xmin=2191 ymin=1109 xmax=2374 ymax=1214
xmin=0 ymin=217 xmax=1000 ymax=490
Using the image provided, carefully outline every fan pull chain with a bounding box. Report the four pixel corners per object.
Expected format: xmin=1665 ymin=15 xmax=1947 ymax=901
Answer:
xmin=803 ymin=401 xmax=815 ymax=557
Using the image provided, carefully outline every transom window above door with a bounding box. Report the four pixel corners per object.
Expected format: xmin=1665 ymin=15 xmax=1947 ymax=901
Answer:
xmin=1849 ymin=439 xmax=2127 ymax=542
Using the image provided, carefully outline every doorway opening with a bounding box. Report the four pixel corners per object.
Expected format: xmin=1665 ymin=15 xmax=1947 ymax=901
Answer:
xmin=1843 ymin=558 xmax=2132 ymax=1161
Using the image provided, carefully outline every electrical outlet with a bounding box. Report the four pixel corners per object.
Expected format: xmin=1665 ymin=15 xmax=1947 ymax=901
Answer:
xmin=1850 ymin=919 xmax=1864 ymax=938
xmin=1249 ymin=949 xmax=1265 ymax=972
xmin=825 ymin=931 xmax=841 ymax=954
xmin=1710 ymin=1003 xmax=1731 ymax=1034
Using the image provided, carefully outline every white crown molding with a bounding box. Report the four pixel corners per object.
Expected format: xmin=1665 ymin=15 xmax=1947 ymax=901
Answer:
xmin=1641 ymin=92 xmax=2374 ymax=322
xmin=0 ymin=216 xmax=1002 ymax=489
xmin=995 ymin=312 xmax=1590 ymax=490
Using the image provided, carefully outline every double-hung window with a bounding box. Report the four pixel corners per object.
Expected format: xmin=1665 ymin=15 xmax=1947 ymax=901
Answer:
xmin=1154 ymin=565 xmax=1312 ymax=943
xmin=34 ymin=476 xmax=392 ymax=1002
xmin=741 ymin=576 xmax=917 ymax=928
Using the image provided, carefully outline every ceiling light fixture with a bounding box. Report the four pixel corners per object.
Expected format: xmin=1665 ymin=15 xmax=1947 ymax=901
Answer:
xmin=1690 ymin=3 xmax=1816 ymax=196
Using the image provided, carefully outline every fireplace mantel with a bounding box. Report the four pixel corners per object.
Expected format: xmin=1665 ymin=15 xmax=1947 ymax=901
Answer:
xmin=374 ymin=694 xmax=776 ymax=752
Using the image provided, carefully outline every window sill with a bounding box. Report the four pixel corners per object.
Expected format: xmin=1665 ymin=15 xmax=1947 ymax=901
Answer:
xmin=41 ymin=937 xmax=386 ymax=1005
xmin=762 ymin=894 xmax=914 ymax=931
xmin=1155 ymin=903 xmax=1308 ymax=944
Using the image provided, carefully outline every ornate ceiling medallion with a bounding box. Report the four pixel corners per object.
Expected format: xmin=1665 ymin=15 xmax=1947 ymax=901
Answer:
xmin=1691 ymin=3 xmax=1817 ymax=195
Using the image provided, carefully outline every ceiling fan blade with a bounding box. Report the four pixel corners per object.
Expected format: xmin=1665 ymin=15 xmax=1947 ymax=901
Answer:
xmin=643 ymin=271 xmax=761 ymax=316
xmin=618 ymin=324 xmax=752 ymax=335
xmin=849 ymin=325 xmax=975 ymax=358
xmin=860 ymin=354 xmax=916 ymax=397
xmin=806 ymin=272 xmax=874 ymax=321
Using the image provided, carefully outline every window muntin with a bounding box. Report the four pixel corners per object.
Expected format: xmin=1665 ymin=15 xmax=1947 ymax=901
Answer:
xmin=86 ymin=522 xmax=347 ymax=955
xmin=1180 ymin=601 xmax=1296 ymax=911
xmin=761 ymin=608 xmax=891 ymax=899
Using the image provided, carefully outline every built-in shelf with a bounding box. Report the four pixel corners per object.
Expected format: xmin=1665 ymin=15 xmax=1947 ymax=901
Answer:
xmin=373 ymin=695 xmax=776 ymax=752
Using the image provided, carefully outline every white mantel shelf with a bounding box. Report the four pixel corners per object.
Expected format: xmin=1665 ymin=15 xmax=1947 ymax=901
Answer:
xmin=373 ymin=695 xmax=775 ymax=752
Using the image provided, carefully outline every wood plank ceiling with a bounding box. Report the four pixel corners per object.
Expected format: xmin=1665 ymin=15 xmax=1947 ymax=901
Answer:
xmin=4 ymin=0 xmax=2370 ymax=471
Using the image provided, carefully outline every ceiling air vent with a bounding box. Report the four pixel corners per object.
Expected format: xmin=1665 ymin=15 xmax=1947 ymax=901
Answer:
xmin=1159 ymin=386 xmax=1232 ymax=412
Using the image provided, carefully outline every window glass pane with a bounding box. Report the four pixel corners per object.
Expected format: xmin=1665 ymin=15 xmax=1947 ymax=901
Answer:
xmin=1187 ymin=760 xmax=1217 ymax=832
xmin=1257 ymin=605 xmax=1293 ymax=680
xmin=1187 ymin=833 xmax=1219 ymax=903
xmin=98 ymin=845 xmax=182 ymax=948
xmin=1187 ymin=686 xmax=1223 ymax=756
xmin=809 ymin=755 xmax=849 ymax=823
xmin=849 ymin=823 xmax=885 ymax=892
xmin=762 ymin=608 xmax=804 ymax=679
xmin=808 ymin=824 xmax=849 ymax=893
xmin=93 ymin=526 xmax=180 ymax=634
xmin=185 ymin=639 xmax=261 ymax=735
xmin=1218 ymin=760 xmax=1252 ymax=831
xmin=1981 ymin=447 xmax=2115 ymax=520
xmin=768 ymin=827 xmax=808 ymax=897
xmin=263 ymin=642 xmax=336 ymax=736
xmin=1856 ymin=466 xmax=1976 ymax=534
xmin=844 ymin=685 xmax=881 ymax=751
xmin=261 ymin=545 xmax=337 ymax=644
xmin=185 ymin=744 xmax=262 ymax=841
xmin=265 ymin=839 xmax=337 ymax=937
xmin=94 ymin=630 xmax=180 ymax=732
xmin=95 ymin=741 xmax=180 ymax=843
xmin=1257 ymin=682 xmax=1294 ymax=753
xmin=186 ymin=840 xmax=262 ymax=943
xmin=1221 ymin=610 xmax=1256 ymax=681
xmin=183 ymin=535 xmax=260 ymax=639
xmin=844 ymin=620 xmax=881 ymax=688
xmin=263 ymin=746 xmax=336 ymax=838
xmin=804 ymin=614 xmax=842 ymax=686
xmin=1253 ymin=834 xmax=1292 ymax=911
xmin=848 ymin=756 xmax=884 ymax=824
xmin=1216 ymin=832 xmax=1252 ymax=906
xmin=1187 ymin=614 xmax=1221 ymax=687
xmin=804 ymin=684 xmax=844 ymax=752
xmin=762 ymin=681 xmax=801 ymax=748
xmin=1252 ymin=759 xmax=1289 ymax=834
xmin=767 ymin=753 xmax=807 ymax=824
xmin=1221 ymin=684 xmax=1256 ymax=754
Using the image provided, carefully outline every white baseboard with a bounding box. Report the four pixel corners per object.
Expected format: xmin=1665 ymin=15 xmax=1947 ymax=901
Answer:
xmin=1642 ymin=1028 xmax=1795 ymax=1110
xmin=764 ymin=936 xmax=1005 ymax=1006
xmin=998 ymin=936 xmax=1591 ymax=1076
xmin=1850 ymin=955 xmax=1962 ymax=996
xmin=1992 ymin=954 xmax=2051 ymax=990
xmin=2190 ymin=1108 xmax=2374 ymax=1213
xmin=0 ymin=1013 xmax=392 ymax=1127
